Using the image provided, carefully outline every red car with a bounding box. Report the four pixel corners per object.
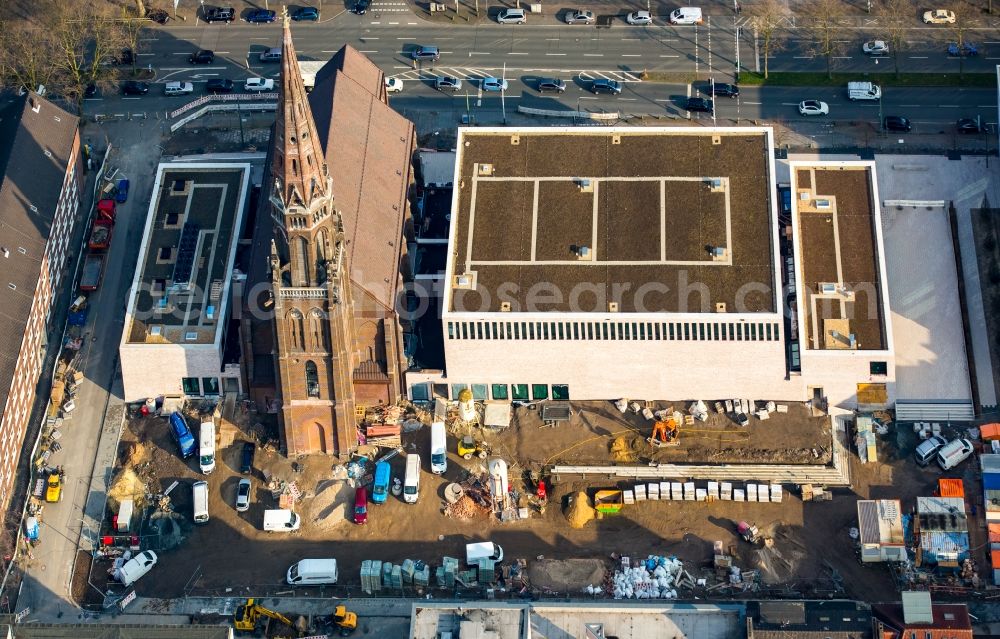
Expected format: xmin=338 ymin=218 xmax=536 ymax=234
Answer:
xmin=354 ymin=487 xmax=368 ymax=524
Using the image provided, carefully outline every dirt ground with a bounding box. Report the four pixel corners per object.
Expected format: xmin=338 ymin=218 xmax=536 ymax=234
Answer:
xmin=496 ymin=400 xmax=832 ymax=467
xmin=90 ymin=399 xmax=958 ymax=604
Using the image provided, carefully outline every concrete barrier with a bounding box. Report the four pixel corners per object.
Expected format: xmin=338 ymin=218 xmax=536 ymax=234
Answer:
xmin=517 ymin=105 xmax=620 ymax=121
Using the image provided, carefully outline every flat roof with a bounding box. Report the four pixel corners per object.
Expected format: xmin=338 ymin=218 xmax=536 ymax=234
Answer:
xmin=125 ymin=164 xmax=250 ymax=345
xmin=792 ymin=164 xmax=887 ymax=350
xmin=446 ymin=127 xmax=779 ymax=314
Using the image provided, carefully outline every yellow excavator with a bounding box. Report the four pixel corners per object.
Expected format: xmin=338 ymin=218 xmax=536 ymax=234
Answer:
xmin=233 ymin=598 xmax=358 ymax=636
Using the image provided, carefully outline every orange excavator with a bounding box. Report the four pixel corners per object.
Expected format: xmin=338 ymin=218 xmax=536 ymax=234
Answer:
xmin=648 ymin=418 xmax=679 ymax=447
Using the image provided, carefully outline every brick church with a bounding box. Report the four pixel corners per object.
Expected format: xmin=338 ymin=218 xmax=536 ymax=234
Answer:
xmin=241 ymin=19 xmax=415 ymax=457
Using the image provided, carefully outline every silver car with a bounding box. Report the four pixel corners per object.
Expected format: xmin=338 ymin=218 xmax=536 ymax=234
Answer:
xmin=565 ymin=10 xmax=594 ymax=24
xmin=235 ymin=478 xmax=251 ymax=512
xmin=435 ymin=76 xmax=463 ymax=92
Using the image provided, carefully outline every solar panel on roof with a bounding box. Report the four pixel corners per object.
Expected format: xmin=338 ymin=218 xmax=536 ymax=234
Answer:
xmin=172 ymin=222 xmax=201 ymax=287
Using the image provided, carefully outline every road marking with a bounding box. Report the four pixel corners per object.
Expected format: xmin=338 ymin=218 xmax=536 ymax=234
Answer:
xmin=397 ymin=36 xmax=415 ymax=39
xmin=622 ymin=38 xmax=640 ymax=41
xmin=939 ymin=105 xmax=960 ymax=108
xmin=987 ymin=57 xmax=1000 ymax=60
xmin=620 ymin=98 xmax=637 ymax=101
xmin=654 ymin=98 xmax=671 ymax=102
xmin=362 ymin=37 xmax=380 ymax=39
xmin=321 ymin=50 xmax=340 ymax=52
xmin=160 ymin=66 xmax=226 ymax=70
xmin=833 ymin=56 xmax=851 ymax=59
xmin=359 ymin=50 xmax=378 ymax=53
xmin=579 ymin=96 xmax=598 ymax=100
xmin=978 ymin=105 xmax=999 ymax=108
xmin=470 ymin=52 xmax=491 ymax=55
xmin=660 ymin=54 xmax=680 ymax=57
xmin=370 ymin=21 xmax=380 ymax=24
xmin=985 ymin=41 xmax=1000 ymax=44
xmin=743 ymin=101 xmax=761 ymax=105
xmin=389 ymin=21 xmax=399 ymax=24
xmin=781 ymin=102 xmax=798 ymax=105
xmin=899 ymin=104 xmax=921 ymax=107
xmin=909 ymin=56 xmax=928 ymax=59
xmin=622 ymin=54 xmax=641 ymax=57
xmin=793 ymin=56 xmax=813 ymax=59
xmin=546 ymin=53 xmax=567 ymax=56
xmin=584 ymin=53 xmax=604 ymax=57
xmin=508 ymin=52 xmax=528 ymax=55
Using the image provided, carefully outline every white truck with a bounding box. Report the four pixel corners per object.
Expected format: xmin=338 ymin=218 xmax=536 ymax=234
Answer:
xmin=264 ymin=509 xmax=301 ymax=532
xmin=847 ymin=81 xmax=881 ymax=101
xmin=466 ymin=541 xmax=504 ymax=565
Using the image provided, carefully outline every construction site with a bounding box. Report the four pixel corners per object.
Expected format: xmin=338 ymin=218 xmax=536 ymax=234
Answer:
xmin=71 ymin=384 xmax=946 ymax=612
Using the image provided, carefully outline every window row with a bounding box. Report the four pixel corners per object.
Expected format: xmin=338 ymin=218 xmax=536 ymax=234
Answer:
xmin=446 ymin=320 xmax=781 ymax=342
xmin=410 ymin=383 xmax=570 ymax=402
xmin=182 ymin=377 xmax=221 ymax=396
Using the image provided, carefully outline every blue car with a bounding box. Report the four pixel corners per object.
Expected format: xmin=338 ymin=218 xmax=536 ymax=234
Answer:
xmin=169 ymin=411 xmax=197 ymax=458
xmin=292 ymin=6 xmax=319 ymax=20
xmin=115 ymin=179 xmax=129 ymax=203
xmin=246 ymin=8 xmax=276 ymax=23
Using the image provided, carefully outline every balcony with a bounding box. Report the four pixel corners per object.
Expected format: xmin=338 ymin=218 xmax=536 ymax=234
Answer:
xmin=279 ymin=287 xmax=327 ymax=299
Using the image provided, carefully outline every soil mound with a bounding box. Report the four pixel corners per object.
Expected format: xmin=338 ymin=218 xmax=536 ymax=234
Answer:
xmin=609 ymin=437 xmax=636 ymax=462
xmin=529 ymin=558 xmax=606 ymax=592
xmin=564 ymin=491 xmax=595 ymax=529
xmin=107 ymin=468 xmax=146 ymax=511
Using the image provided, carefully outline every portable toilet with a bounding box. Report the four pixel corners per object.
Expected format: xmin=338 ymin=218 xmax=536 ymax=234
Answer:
xmin=117 ymin=499 xmax=134 ymax=532
xmin=24 ymin=517 xmax=39 ymax=541
xmin=458 ymin=388 xmax=476 ymax=422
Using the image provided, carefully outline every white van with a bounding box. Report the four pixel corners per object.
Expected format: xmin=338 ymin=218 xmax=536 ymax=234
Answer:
xmin=466 ymin=541 xmax=504 ymax=565
xmin=847 ymin=81 xmax=881 ymax=101
xmin=669 ymin=7 xmax=703 ymax=24
xmin=118 ymin=550 xmax=157 ymax=586
xmin=192 ymin=480 xmax=209 ymax=524
xmin=937 ymin=438 xmax=974 ymax=470
xmin=404 ymin=453 xmax=421 ymax=504
xmin=264 ymin=509 xmax=301 ymax=532
xmin=286 ymin=558 xmax=338 ymax=585
xmin=199 ymin=421 xmax=216 ymax=474
xmin=430 ymin=422 xmax=447 ymax=474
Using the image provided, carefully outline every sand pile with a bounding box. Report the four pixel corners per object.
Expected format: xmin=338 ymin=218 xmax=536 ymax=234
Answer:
xmin=564 ymin=491 xmax=595 ymax=528
xmin=529 ymin=559 xmax=606 ymax=592
xmin=107 ymin=468 xmax=147 ymax=510
xmin=122 ymin=441 xmax=149 ymax=467
xmin=610 ymin=437 xmax=635 ymax=462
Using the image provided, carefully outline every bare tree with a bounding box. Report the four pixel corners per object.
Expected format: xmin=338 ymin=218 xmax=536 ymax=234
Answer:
xmin=46 ymin=1 xmax=128 ymax=112
xmin=877 ymin=0 xmax=912 ymax=78
xmin=804 ymin=0 xmax=846 ymax=79
xmin=0 ymin=22 xmax=58 ymax=94
xmin=747 ymin=0 xmax=787 ymax=79
xmin=117 ymin=6 xmax=149 ymax=75
xmin=945 ymin=6 xmax=975 ymax=77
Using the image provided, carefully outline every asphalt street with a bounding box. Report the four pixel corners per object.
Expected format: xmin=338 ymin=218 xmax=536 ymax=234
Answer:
xmin=84 ymin=10 xmax=1000 ymax=131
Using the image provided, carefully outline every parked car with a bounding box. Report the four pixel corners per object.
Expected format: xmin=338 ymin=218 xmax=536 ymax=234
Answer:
xmin=537 ymin=78 xmax=566 ymax=93
xmin=709 ymin=83 xmax=739 ymax=98
xmin=121 ymin=80 xmax=149 ymax=95
xmin=481 ymin=77 xmax=508 ymax=92
xmin=206 ymin=78 xmax=235 ymax=93
xmin=923 ymin=9 xmax=956 ymax=24
xmin=246 ymin=8 xmax=277 ymax=22
xmin=354 ymin=0 xmax=371 ymax=13
xmin=626 ymin=10 xmax=652 ymax=25
xmin=957 ymin=117 xmax=985 ymax=133
xmin=947 ymin=42 xmax=978 ymax=57
xmin=565 ymin=10 xmax=594 ymax=24
xmin=164 ymin=81 xmax=194 ymax=96
xmin=292 ymin=6 xmax=320 ymax=20
xmin=84 ymin=83 xmax=98 ymax=98
xmin=189 ymin=50 xmax=215 ymax=64
xmin=240 ymin=442 xmax=256 ymax=474
xmin=385 ymin=77 xmax=403 ymax=93
xmin=914 ymin=434 xmax=947 ymax=466
xmin=244 ymin=77 xmax=275 ymax=92
xmin=435 ymin=76 xmax=462 ymax=92
xmin=590 ymin=78 xmax=622 ymax=95
xmin=685 ymin=96 xmax=714 ymax=112
xmin=497 ymin=8 xmax=526 ymax=23
xmin=147 ymin=8 xmax=170 ymax=23
xmin=115 ymin=179 xmax=130 ymax=203
xmin=883 ymin=115 xmax=912 ymax=132
xmin=862 ymin=40 xmax=889 ymax=55
xmin=235 ymin=478 xmax=251 ymax=512
xmin=354 ymin=487 xmax=368 ymax=524
xmin=203 ymin=6 xmax=235 ymax=22
xmin=798 ymin=99 xmax=829 ymax=116
xmin=411 ymin=45 xmax=440 ymax=61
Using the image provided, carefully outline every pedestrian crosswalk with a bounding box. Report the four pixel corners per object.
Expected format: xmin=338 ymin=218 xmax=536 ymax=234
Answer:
xmin=389 ymin=67 xmax=643 ymax=83
xmin=369 ymin=1 xmax=410 ymax=12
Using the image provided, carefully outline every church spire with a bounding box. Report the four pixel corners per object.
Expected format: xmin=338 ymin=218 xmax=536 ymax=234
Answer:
xmin=272 ymin=11 xmax=330 ymax=213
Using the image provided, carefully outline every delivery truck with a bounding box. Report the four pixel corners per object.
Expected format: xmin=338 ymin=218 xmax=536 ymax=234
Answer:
xmin=847 ymin=81 xmax=881 ymax=101
xmin=79 ymin=254 xmax=106 ymax=291
xmin=466 ymin=541 xmax=504 ymax=565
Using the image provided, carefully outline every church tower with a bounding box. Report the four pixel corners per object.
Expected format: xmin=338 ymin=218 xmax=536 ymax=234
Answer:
xmin=269 ymin=15 xmax=357 ymax=456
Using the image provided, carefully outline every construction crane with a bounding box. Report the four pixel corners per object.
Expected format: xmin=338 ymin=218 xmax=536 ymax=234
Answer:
xmin=648 ymin=418 xmax=679 ymax=447
xmin=233 ymin=598 xmax=300 ymax=635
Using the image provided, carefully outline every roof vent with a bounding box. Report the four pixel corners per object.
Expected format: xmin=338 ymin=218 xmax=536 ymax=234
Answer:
xmin=608 ymin=302 xmax=619 ymax=312
xmin=576 ymin=245 xmax=592 ymax=261
xmin=611 ymin=134 xmax=621 ymax=145
xmin=500 ymin=302 xmax=512 ymax=312
xmin=815 ymin=198 xmax=832 ymax=209
xmin=576 ymin=178 xmax=593 ymax=193
xmin=819 ymin=282 xmax=837 ymax=295
xmin=1 ymin=248 xmax=8 ymax=258
xmin=185 ymin=331 xmax=198 ymax=341
xmin=708 ymin=178 xmax=724 ymax=192
xmin=510 ymin=134 xmax=520 ymax=145
xmin=712 ymin=134 xmax=721 ymax=145
xmin=7 ymin=283 xmax=15 ymax=290
xmin=477 ymin=163 xmax=494 ymax=177
xmin=709 ymin=246 xmax=727 ymax=261
xmin=17 ymin=247 xmax=25 ymax=255
xmin=149 ymin=326 xmax=163 ymax=336
xmin=452 ymin=271 xmax=477 ymax=290
xmin=715 ymin=302 xmax=727 ymax=313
